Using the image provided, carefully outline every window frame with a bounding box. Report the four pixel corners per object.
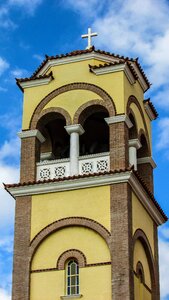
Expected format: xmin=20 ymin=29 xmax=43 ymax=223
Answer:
xmin=66 ymin=259 xmax=80 ymax=296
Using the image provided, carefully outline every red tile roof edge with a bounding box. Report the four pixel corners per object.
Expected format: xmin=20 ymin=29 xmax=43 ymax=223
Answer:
xmin=133 ymin=170 xmax=167 ymax=221
xmin=16 ymin=71 xmax=54 ymax=83
xmin=144 ymin=98 xmax=158 ymax=119
xmin=89 ymin=61 xmax=138 ymax=80
xmin=134 ymin=60 xmax=151 ymax=90
xmin=3 ymin=167 xmax=167 ymax=221
xmin=15 ymin=47 xmax=150 ymax=91
xmin=27 ymin=46 xmax=139 ymax=77
xmin=4 ymin=167 xmax=132 ymax=189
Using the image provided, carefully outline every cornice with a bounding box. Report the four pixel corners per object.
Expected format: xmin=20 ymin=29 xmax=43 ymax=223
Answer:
xmin=6 ymin=171 xmax=166 ymax=225
xmin=137 ymin=157 xmax=157 ymax=169
xmin=64 ymin=124 xmax=85 ymax=135
xmin=18 ymin=129 xmax=45 ymax=143
xmin=91 ymin=63 xmax=136 ymax=85
xmin=7 ymin=172 xmax=131 ymax=196
xmin=130 ymin=62 xmax=149 ymax=92
xmin=105 ymin=115 xmax=133 ymax=128
xmin=129 ymin=139 xmax=142 ymax=149
xmin=18 ymin=75 xmax=53 ymax=90
xmin=144 ymin=101 xmax=156 ymax=121
xmin=38 ymin=53 xmax=118 ymax=75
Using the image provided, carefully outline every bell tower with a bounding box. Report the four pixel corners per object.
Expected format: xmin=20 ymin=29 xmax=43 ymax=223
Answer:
xmin=5 ymin=38 xmax=167 ymax=300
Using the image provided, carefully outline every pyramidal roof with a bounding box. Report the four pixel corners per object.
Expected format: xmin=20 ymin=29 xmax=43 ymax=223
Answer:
xmin=16 ymin=46 xmax=150 ymax=92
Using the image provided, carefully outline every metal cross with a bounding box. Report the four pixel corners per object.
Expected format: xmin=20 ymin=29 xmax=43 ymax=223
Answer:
xmin=81 ymin=28 xmax=98 ymax=49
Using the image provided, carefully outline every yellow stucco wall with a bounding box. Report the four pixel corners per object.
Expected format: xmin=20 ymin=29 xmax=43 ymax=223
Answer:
xmin=31 ymin=227 xmax=110 ymax=270
xmin=43 ymin=89 xmax=103 ymax=120
xmin=133 ymin=239 xmax=151 ymax=289
xmin=22 ymin=58 xmax=125 ymax=129
xmin=30 ymin=265 xmax=111 ymax=300
xmin=31 ymin=186 xmax=110 ymax=240
xmin=132 ymin=192 xmax=154 ymax=256
xmin=30 ymin=226 xmax=111 ymax=300
xmin=134 ymin=274 xmax=152 ymax=300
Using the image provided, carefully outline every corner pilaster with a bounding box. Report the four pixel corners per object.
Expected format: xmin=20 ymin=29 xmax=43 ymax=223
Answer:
xmin=105 ymin=115 xmax=132 ymax=170
xmin=12 ymin=196 xmax=31 ymax=300
xmin=18 ymin=130 xmax=45 ymax=183
xmin=110 ymin=183 xmax=134 ymax=300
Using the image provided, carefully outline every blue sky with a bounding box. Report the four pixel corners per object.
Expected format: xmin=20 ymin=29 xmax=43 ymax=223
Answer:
xmin=0 ymin=0 xmax=169 ymax=299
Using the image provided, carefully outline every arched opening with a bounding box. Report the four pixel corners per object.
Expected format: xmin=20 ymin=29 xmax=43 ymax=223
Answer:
xmin=137 ymin=134 xmax=149 ymax=158
xmin=37 ymin=112 xmax=69 ymax=161
xmin=129 ymin=113 xmax=138 ymax=139
xmin=79 ymin=105 xmax=109 ymax=156
xmin=137 ymin=133 xmax=153 ymax=190
xmin=133 ymin=229 xmax=156 ymax=300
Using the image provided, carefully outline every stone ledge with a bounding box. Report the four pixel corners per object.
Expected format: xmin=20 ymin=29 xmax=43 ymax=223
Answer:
xmin=60 ymin=295 xmax=83 ymax=299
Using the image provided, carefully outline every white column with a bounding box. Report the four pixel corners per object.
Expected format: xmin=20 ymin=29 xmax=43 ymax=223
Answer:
xmin=129 ymin=139 xmax=141 ymax=170
xmin=65 ymin=124 xmax=84 ymax=176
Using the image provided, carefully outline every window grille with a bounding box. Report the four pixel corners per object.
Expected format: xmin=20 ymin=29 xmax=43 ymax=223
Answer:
xmin=66 ymin=259 xmax=79 ymax=295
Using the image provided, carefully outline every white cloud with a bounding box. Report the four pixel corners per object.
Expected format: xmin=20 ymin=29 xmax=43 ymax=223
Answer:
xmin=0 ymin=87 xmax=7 ymax=92
xmin=0 ymin=235 xmax=13 ymax=254
xmin=0 ymin=162 xmax=19 ymax=230
xmin=0 ymin=57 xmax=9 ymax=76
xmin=0 ymin=138 xmax=20 ymax=160
xmin=63 ymin=0 xmax=105 ymax=16
xmin=0 ymin=0 xmax=43 ymax=29
xmin=33 ymin=54 xmax=44 ymax=62
xmin=0 ymin=7 xmax=16 ymax=29
xmin=8 ymin=0 xmax=43 ymax=15
xmin=159 ymin=232 xmax=169 ymax=299
xmin=66 ymin=0 xmax=169 ymax=111
xmin=0 ymin=113 xmax=21 ymax=139
xmin=0 ymin=288 xmax=11 ymax=300
xmin=10 ymin=68 xmax=29 ymax=78
xmin=156 ymin=118 xmax=169 ymax=155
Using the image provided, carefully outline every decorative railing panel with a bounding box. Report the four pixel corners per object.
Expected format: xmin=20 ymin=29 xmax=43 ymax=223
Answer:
xmin=79 ymin=152 xmax=110 ymax=175
xmin=36 ymin=153 xmax=110 ymax=181
xmin=37 ymin=158 xmax=70 ymax=181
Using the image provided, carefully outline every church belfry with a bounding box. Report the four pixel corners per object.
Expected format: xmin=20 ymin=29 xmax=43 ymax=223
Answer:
xmin=5 ymin=35 xmax=167 ymax=300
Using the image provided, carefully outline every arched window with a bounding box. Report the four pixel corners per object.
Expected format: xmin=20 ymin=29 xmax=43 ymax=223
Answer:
xmin=66 ymin=259 xmax=79 ymax=296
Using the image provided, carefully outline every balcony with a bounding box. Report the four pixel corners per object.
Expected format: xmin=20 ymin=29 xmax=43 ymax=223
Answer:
xmin=36 ymin=152 xmax=110 ymax=181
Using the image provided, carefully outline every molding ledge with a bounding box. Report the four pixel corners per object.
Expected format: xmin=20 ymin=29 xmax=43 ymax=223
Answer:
xmin=105 ymin=115 xmax=133 ymax=128
xmin=129 ymin=139 xmax=142 ymax=149
xmin=38 ymin=53 xmax=120 ymax=75
xmin=91 ymin=63 xmax=136 ymax=85
xmin=6 ymin=171 xmax=165 ymax=225
xmin=18 ymin=129 xmax=45 ymax=143
xmin=144 ymin=102 xmax=156 ymax=121
xmin=60 ymin=295 xmax=83 ymax=299
xmin=130 ymin=62 xmax=149 ymax=92
xmin=64 ymin=124 xmax=85 ymax=135
xmin=18 ymin=76 xmax=53 ymax=90
xmin=137 ymin=157 xmax=157 ymax=169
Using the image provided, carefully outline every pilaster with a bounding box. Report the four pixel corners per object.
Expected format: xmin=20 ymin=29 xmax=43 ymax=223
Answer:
xmin=105 ymin=115 xmax=132 ymax=170
xmin=18 ymin=130 xmax=45 ymax=183
xmin=12 ymin=196 xmax=31 ymax=300
xmin=110 ymin=183 xmax=134 ymax=300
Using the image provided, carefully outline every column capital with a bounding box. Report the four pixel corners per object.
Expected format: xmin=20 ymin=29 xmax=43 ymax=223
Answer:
xmin=137 ymin=156 xmax=157 ymax=169
xmin=104 ymin=114 xmax=133 ymax=128
xmin=18 ymin=129 xmax=45 ymax=143
xmin=129 ymin=138 xmax=142 ymax=149
xmin=64 ymin=124 xmax=85 ymax=135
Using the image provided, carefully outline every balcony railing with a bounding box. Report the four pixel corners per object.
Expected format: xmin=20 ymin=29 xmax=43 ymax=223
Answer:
xmin=36 ymin=152 xmax=110 ymax=181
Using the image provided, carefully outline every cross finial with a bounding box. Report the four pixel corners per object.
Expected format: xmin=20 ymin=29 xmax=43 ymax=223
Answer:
xmin=81 ymin=28 xmax=98 ymax=49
